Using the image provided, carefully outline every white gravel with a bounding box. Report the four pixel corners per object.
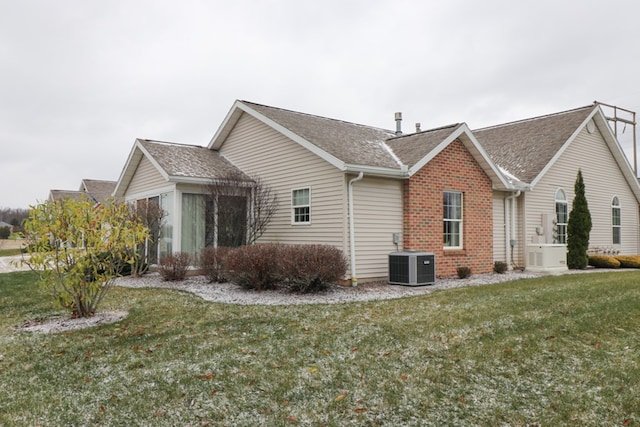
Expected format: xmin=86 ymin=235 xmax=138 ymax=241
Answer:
xmin=113 ymin=270 xmax=547 ymax=306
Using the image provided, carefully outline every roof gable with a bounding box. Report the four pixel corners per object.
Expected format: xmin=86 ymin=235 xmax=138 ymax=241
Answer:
xmin=209 ymin=100 xmax=404 ymax=176
xmin=80 ymin=179 xmax=117 ymax=203
xmin=114 ymin=139 xmax=248 ymax=198
xmin=387 ymin=123 xmax=512 ymax=189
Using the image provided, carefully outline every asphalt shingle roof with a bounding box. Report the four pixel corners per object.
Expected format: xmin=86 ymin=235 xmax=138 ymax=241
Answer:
xmin=138 ymin=139 xmax=250 ymax=181
xmin=80 ymin=179 xmax=117 ymax=203
xmin=386 ymin=124 xmax=462 ymax=168
xmin=474 ymin=106 xmax=594 ymax=183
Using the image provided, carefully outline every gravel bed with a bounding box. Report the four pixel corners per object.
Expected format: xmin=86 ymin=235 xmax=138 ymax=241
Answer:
xmin=113 ymin=270 xmax=547 ymax=306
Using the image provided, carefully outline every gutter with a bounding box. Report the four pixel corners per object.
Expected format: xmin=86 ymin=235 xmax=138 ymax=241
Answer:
xmin=348 ymin=172 xmax=364 ymax=286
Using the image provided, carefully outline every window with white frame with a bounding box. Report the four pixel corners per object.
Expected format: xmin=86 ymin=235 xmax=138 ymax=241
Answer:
xmin=292 ymin=188 xmax=311 ymax=224
xmin=443 ymin=191 xmax=463 ymax=248
xmin=612 ymin=196 xmax=621 ymax=244
xmin=555 ymin=189 xmax=568 ymax=244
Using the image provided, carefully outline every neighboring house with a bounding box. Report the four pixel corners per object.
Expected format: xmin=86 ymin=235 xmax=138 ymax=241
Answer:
xmin=48 ymin=189 xmax=86 ymax=203
xmin=79 ymin=179 xmax=118 ymax=204
xmin=48 ymin=179 xmax=117 ymax=204
xmin=113 ymin=100 xmax=640 ymax=281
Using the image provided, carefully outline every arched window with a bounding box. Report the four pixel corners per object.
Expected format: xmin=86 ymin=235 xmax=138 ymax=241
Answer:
xmin=612 ymin=196 xmax=621 ymax=244
xmin=555 ymin=189 xmax=568 ymax=244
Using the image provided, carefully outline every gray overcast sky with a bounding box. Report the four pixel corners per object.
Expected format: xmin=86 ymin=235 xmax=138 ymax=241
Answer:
xmin=2 ymin=0 xmax=640 ymax=208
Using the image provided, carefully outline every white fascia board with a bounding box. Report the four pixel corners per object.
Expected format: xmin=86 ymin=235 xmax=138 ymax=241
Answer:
xmin=113 ymin=141 xmax=144 ymax=198
xmin=343 ymin=163 xmax=407 ymax=178
xmin=460 ymin=125 xmax=514 ymax=190
xmin=592 ymin=107 xmax=640 ymax=203
xmin=169 ymin=176 xmax=219 ymax=185
xmin=529 ymin=106 xmax=598 ymax=189
xmin=213 ymin=101 xmax=346 ymax=171
xmin=408 ymin=123 xmax=513 ymax=189
xmin=208 ymin=100 xmax=244 ymax=150
xmin=135 ymin=140 xmax=171 ymax=182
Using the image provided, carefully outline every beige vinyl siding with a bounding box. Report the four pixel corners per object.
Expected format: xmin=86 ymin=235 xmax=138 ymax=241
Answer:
xmin=350 ymin=176 xmax=403 ymax=279
xmin=492 ymin=191 xmax=506 ymax=263
xmin=126 ymin=157 xmax=166 ymax=196
xmin=524 ymin=124 xmax=639 ymax=255
xmin=219 ymin=112 xmax=346 ymax=248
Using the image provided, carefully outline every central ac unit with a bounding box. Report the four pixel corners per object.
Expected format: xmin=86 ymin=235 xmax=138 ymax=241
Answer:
xmin=388 ymin=251 xmax=435 ymax=286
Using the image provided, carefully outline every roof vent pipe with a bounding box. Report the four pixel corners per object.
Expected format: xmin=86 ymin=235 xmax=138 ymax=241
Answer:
xmin=395 ymin=112 xmax=402 ymax=135
xmin=415 ymin=123 xmax=421 ymax=132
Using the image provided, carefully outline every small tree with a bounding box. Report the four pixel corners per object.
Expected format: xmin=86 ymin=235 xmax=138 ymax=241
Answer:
xmin=567 ymin=169 xmax=592 ymax=269
xmin=0 ymin=226 xmax=9 ymax=239
xmin=23 ymin=198 xmax=149 ymax=318
xmin=204 ymin=171 xmax=279 ymax=246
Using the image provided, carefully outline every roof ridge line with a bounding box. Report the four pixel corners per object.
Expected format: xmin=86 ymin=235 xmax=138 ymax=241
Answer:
xmin=474 ymin=104 xmax=595 ymax=132
xmin=240 ymin=100 xmax=395 ymax=134
xmin=139 ymin=138 xmax=206 ymax=149
xmin=386 ymin=123 xmax=461 ymax=141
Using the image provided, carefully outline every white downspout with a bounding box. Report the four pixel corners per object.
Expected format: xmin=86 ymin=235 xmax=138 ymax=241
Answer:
xmin=348 ymin=172 xmax=364 ymax=286
xmin=505 ymin=190 xmax=521 ymax=269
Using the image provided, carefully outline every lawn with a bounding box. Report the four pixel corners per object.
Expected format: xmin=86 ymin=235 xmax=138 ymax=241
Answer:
xmin=1 ymin=270 xmax=639 ymax=426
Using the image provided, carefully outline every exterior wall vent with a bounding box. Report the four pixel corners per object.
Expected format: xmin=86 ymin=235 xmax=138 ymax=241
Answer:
xmin=388 ymin=251 xmax=435 ymax=286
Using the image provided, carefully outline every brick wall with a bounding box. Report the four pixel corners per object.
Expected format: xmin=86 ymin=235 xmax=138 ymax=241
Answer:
xmin=403 ymin=139 xmax=494 ymax=277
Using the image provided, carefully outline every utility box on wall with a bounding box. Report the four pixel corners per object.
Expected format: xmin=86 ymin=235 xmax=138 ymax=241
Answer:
xmin=388 ymin=251 xmax=435 ymax=286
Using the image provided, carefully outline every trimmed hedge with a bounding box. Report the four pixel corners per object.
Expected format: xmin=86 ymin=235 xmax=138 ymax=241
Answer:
xmin=224 ymin=244 xmax=347 ymax=292
xmin=588 ymin=255 xmax=620 ymax=269
xmin=614 ymin=255 xmax=640 ymax=268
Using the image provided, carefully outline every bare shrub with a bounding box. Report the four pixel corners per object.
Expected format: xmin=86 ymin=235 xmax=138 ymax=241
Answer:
xmin=158 ymin=252 xmax=191 ymax=281
xmin=281 ymin=245 xmax=347 ymax=293
xmin=224 ymin=244 xmax=282 ymax=291
xmin=199 ymin=246 xmax=230 ymax=283
xmin=456 ymin=266 xmax=472 ymax=279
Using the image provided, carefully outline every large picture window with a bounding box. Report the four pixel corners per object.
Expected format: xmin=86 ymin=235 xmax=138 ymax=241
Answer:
xmin=555 ymin=189 xmax=568 ymax=244
xmin=612 ymin=196 xmax=621 ymax=245
xmin=443 ymin=191 xmax=463 ymax=248
xmin=292 ymin=188 xmax=311 ymax=224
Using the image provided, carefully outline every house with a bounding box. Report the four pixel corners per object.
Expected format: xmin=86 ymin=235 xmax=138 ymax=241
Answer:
xmin=475 ymin=105 xmax=640 ymax=271
xmin=48 ymin=189 xmax=86 ymax=203
xmin=113 ymin=100 xmax=640 ymax=281
xmin=79 ymin=179 xmax=118 ymax=204
xmin=48 ymin=179 xmax=117 ymax=204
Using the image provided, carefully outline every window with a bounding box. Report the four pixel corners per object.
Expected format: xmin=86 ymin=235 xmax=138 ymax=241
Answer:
xmin=612 ymin=196 xmax=621 ymax=244
xmin=292 ymin=188 xmax=310 ymax=224
xmin=555 ymin=189 xmax=568 ymax=244
xmin=443 ymin=191 xmax=463 ymax=248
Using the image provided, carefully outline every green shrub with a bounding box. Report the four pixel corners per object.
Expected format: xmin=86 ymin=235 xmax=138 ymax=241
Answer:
xmin=281 ymin=245 xmax=347 ymax=293
xmin=158 ymin=252 xmax=191 ymax=281
xmin=199 ymin=246 xmax=230 ymax=283
xmin=588 ymin=255 xmax=621 ymax=269
xmin=0 ymin=226 xmax=10 ymax=239
xmin=493 ymin=261 xmax=508 ymax=274
xmin=614 ymin=255 xmax=640 ymax=268
xmin=225 ymin=244 xmax=282 ymax=291
xmin=457 ymin=266 xmax=472 ymax=279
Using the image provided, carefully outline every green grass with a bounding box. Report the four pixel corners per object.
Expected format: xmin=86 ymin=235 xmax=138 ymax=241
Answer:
xmin=0 ymin=248 xmax=22 ymax=257
xmin=1 ymin=271 xmax=639 ymax=426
